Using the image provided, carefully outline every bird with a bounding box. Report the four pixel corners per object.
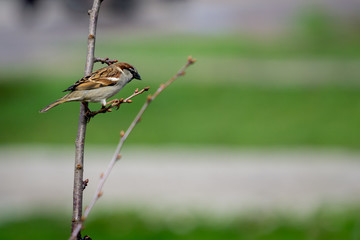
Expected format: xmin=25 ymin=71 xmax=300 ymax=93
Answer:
xmin=40 ymin=62 xmax=141 ymax=113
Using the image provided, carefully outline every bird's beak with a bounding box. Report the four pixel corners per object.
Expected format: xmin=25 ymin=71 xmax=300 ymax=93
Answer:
xmin=133 ymin=72 xmax=141 ymax=80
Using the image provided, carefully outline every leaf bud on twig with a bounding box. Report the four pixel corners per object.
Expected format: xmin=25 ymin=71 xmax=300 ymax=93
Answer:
xmin=147 ymin=95 xmax=153 ymax=102
xmin=82 ymin=179 xmax=89 ymax=190
xmin=97 ymin=191 xmax=103 ymax=198
xmin=188 ymin=56 xmax=197 ymax=63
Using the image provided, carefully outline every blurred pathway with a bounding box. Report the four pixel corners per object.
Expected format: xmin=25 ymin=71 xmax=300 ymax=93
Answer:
xmin=1 ymin=146 xmax=360 ymax=219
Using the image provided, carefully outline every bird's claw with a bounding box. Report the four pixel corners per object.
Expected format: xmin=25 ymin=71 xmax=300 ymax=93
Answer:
xmin=85 ymin=110 xmax=95 ymax=122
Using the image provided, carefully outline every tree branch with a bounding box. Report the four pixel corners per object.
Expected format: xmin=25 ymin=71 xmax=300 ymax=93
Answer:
xmin=70 ymin=56 xmax=196 ymax=239
xmin=71 ymin=0 xmax=103 ymax=239
xmin=94 ymin=57 xmax=118 ymax=65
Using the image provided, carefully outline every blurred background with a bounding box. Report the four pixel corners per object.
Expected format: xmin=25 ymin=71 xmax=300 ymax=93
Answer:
xmin=1 ymin=0 xmax=360 ymax=239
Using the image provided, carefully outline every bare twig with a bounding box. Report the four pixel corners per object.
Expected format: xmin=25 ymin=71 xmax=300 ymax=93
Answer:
xmin=70 ymin=56 xmax=196 ymax=238
xmin=94 ymin=57 xmax=118 ymax=65
xmin=123 ymin=87 xmax=151 ymax=103
xmin=85 ymin=87 xmax=150 ymax=120
xmin=150 ymin=56 xmax=196 ymax=100
xmin=71 ymin=0 xmax=102 ymax=239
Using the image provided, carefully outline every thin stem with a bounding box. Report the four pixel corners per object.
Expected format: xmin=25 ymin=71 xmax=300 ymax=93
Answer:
xmin=94 ymin=57 xmax=118 ymax=65
xmin=70 ymin=56 xmax=196 ymax=238
xmin=71 ymin=0 xmax=103 ymax=239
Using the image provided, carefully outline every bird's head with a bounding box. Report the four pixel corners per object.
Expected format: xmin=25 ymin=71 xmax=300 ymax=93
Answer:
xmin=117 ymin=62 xmax=141 ymax=80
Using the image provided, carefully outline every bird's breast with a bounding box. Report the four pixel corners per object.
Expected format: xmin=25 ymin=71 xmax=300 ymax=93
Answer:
xmin=82 ymin=85 xmax=124 ymax=103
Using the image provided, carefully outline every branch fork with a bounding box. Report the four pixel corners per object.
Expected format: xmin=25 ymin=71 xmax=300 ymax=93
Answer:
xmin=71 ymin=1 xmax=195 ymax=239
xmin=84 ymin=87 xmax=150 ymax=121
xmin=70 ymin=56 xmax=196 ymax=240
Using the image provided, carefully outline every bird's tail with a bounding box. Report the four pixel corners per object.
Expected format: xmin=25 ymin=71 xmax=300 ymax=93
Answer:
xmin=39 ymin=98 xmax=68 ymax=113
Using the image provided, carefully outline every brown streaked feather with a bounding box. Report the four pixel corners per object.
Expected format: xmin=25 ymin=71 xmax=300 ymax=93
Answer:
xmin=73 ymin=78 xmax=118 ymax=91
xmin=63 ymin=64 xmax=122 ymax=92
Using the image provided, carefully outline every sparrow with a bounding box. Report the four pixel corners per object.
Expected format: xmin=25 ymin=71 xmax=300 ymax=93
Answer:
xmin=40 ymin=62 xmax=141 ymax=113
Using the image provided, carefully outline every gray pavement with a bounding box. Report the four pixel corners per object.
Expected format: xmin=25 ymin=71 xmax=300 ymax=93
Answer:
xmin=1 ymin=146 xmax=360 ymax=220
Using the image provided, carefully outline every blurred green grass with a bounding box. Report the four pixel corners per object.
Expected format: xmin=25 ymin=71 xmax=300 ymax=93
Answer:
xmin=1 ymin=34 xmax=360 ymax=148
xmin=97 ymin=34 xmax=360 ymax=59
xmin=1 ymin=80 xmax=360 ymax=148
xmin=1 ymin=208 xmax=360 ymax=240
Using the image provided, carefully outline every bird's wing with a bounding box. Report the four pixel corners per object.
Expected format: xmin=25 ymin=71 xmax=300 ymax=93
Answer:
xmin=63 ymin=65 xmax=121 ymax=92
xmin=71 ymin=78 xmax=118 ymax=91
